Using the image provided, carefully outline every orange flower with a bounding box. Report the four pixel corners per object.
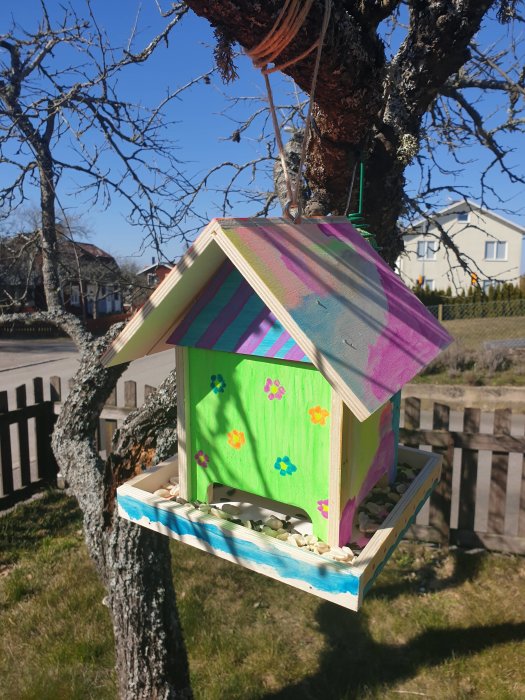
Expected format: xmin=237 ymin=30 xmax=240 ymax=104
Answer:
xmin=227 ymin=430 xmax=245 ymax=449
xmin=309 ymin=406 xmax=329 ymax=425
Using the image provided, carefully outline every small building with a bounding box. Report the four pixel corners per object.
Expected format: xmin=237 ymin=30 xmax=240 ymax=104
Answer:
xmin=138 ymin=259 xmax=173 ymax=289
xmin=103 ymin=217 xmax=451 ymax=547
xmin=65 ymin=242 xmax=123 ymax=317
xmin=0 ymin=234 xmax=122 ymax=316
xmin=398 ymin=200 xmax=525 ymax=293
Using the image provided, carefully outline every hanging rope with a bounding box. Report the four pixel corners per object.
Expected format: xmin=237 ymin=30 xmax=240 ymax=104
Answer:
xmin=246 ymin=0 xmax=332 ymax=223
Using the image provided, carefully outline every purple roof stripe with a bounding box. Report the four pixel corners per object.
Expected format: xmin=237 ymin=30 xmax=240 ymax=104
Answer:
xmin=195 ymin=276 xmax=253 ymax=348
xmin=265 ymin=329 xmax=292 ymax=358
xmin=284 ymin=344 xmax=309 ymax=362
xmin=168 ymin=260 xmax=233 ymax=344
xmin=236 ymin=308 xmax=275 ymax=355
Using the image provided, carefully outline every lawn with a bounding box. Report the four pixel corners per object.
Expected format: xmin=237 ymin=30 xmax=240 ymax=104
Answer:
xmin=413 ymin=315 xmax=525 ymax=386
xmin=1 ymin=491 xmax=525 ymax=700
xmin=442 ymin=315 xmax=525 ymax=352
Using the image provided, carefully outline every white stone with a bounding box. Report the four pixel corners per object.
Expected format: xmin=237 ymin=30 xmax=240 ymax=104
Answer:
xmin=153 ymin=488 xmax=171 ymax=499
xmin=314 ymin=542 xmax=330 ymax=554
xmin=265 ymin=516 xmax=284 ymax=530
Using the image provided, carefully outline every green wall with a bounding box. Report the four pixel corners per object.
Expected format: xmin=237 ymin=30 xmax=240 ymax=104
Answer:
xmin=187 ymin=348 xmax=332 ymax=540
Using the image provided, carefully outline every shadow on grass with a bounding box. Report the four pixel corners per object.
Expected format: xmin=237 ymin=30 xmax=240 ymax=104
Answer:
xmin=0 ymin=490 xmax=81 ymax=565
xmin=369 ymin=547 xmax=486 ymax=601
xmin=263 ymin=602 xmax=525 ymax=700
xmin=263 ymin=551 xmax=523 ymax=700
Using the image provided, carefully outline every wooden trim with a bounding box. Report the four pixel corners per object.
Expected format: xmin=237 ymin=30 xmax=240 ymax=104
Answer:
xmin=213 ymin=226 xmax=371 ymax=421
xmin=327 ymin=392 xmax=344 ymax=547
xmin=176 ymin=346 xmax=190 ymax=500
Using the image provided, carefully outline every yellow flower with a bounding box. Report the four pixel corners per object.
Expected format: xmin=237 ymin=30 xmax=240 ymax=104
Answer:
xmin=309 ymin=406 xmax=329 ymax=425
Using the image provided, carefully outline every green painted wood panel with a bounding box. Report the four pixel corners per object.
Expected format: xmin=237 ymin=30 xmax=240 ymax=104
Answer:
xmin=187 ymin=348 xmax=332 ymax=540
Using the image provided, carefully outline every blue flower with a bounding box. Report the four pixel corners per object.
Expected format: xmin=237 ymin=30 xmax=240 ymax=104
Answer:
xmin=273 ymin=456 xmax=297 ymax=477
xmin=210 ymin=374 xmax=226 ymax=394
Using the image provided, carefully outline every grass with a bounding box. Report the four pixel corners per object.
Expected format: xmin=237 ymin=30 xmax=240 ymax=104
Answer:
xmin=441 ymin=316 xmax=525 ymax=352
xmin=2 ymin=492 xmax=525 ymax=699
xmin=413 ymin=315 xmax=525 ymax=386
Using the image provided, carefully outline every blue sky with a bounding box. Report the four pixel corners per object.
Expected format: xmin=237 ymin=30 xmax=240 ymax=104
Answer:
xmin=1 ymin=1 xmax=524 ymax=271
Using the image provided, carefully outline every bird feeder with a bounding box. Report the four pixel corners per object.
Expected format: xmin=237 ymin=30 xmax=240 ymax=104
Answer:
xmin=102 ymin=217 xmax=451 ymax=610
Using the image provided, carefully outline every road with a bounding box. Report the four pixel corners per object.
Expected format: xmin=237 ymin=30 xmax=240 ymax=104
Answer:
xmin=0 ymin=337 xmax=176 ymax=406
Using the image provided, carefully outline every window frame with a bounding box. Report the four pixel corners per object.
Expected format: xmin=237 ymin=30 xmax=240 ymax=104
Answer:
xmin=416 ymin=239 xmax=438 ymax=261
xmin=484 ymin=240 xmax=507 ymax=261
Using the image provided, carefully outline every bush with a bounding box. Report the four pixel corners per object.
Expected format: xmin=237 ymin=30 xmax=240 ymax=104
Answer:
xmin=475 ymin=349 xmax=513 ymax=374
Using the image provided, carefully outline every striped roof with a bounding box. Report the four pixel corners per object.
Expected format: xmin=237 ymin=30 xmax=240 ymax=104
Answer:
xmin=102 ymin=217 xmax=452 ymax=421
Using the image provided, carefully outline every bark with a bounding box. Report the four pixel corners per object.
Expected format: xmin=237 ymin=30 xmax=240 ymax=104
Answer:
xmin=38 ymin=151 xmax=62 ymax=311
xmin=185 ymin=0 xmax=499 ymax=265
xmin=51 ymin=330 xmax=193 ymax=699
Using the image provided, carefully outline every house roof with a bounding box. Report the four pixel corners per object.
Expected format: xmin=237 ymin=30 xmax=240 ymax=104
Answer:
xmin=408 ymin=200 xmax=525 ymax=236
xmin=101 ymin=217 xmax=452 ymax=421
xmin=137 ymin=262 xmax=173 ymax=275
xmin=73 ymin=241 xmax=114 ymax=258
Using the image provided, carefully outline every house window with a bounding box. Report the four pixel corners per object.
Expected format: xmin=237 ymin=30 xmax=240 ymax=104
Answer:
xmin=484 ymin=240 xmax=507 ymax=261
xmin=457 ymin=211 xmax=469 ymax=222
xmin=147 ymin=273 xmax=159 ymax=287
xmin=70 ymin=286 xmax=80 ymax=306
xmin=416 ymin=240 xmax=437 ymax=260
xmin=424 ymin=279 xmax=435 ymax=291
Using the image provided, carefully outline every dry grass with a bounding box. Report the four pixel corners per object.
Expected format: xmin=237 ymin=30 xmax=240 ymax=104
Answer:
xmin=2 ymin=492 xmax=525 ymax=699
xmin=415 ymin=315 xmax=525 ymax=386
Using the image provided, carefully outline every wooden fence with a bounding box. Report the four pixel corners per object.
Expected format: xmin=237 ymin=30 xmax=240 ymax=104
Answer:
xmin=2 ymin=377 xmax=525 ymax=555
xmin=0 ymin=378 xmax=58 ymax=509
xmin=401 ymin=398 xmax=525 ymax=554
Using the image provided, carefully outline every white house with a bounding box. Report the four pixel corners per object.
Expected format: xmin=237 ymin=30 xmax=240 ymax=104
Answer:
xmin=397 ymin=200 xmax=525 ymax=293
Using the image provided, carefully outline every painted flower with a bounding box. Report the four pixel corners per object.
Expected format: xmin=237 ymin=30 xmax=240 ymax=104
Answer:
xmin=273 ymin=456 xmax=297 ymax=477
xmin=210 ymin=374 xmax=226 ymax=394
xmin=194 ymin=450 xmax=209 ymax=468
xmin=264 ymin=378 xmax=285 ymax=400
xmin=317 ymin=499 xmax=329 ymax=519
xmin=309 ymin=406 xmax=330 ymax=425
xmin=227 ymin=430 xmax=245 ymax=450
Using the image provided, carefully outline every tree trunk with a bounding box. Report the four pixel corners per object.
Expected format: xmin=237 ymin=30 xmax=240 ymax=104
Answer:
xmin=108 ymin=521 xmax=193 ymax=700
xmin=52 ymin=336 xmax=193 ymax=699
xmin=39 ymin=152 xmax=62 ymax=311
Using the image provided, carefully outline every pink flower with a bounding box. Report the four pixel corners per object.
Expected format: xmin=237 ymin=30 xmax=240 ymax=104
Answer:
xmin=264 ymin=378 xmax=285 ymax=400
xmin=194 ymin=450 xmax=209 ymax=468
xmin=317 ymin=499 xmax=329 ymax=519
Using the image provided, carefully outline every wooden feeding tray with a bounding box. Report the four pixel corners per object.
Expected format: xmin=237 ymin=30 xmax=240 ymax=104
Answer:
xmin=117 ymin=446 xmax=441 ymax=611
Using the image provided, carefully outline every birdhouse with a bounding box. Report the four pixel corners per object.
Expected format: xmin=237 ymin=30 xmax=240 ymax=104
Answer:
xmin=102 ymin=217 xmax=451 ymax=609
